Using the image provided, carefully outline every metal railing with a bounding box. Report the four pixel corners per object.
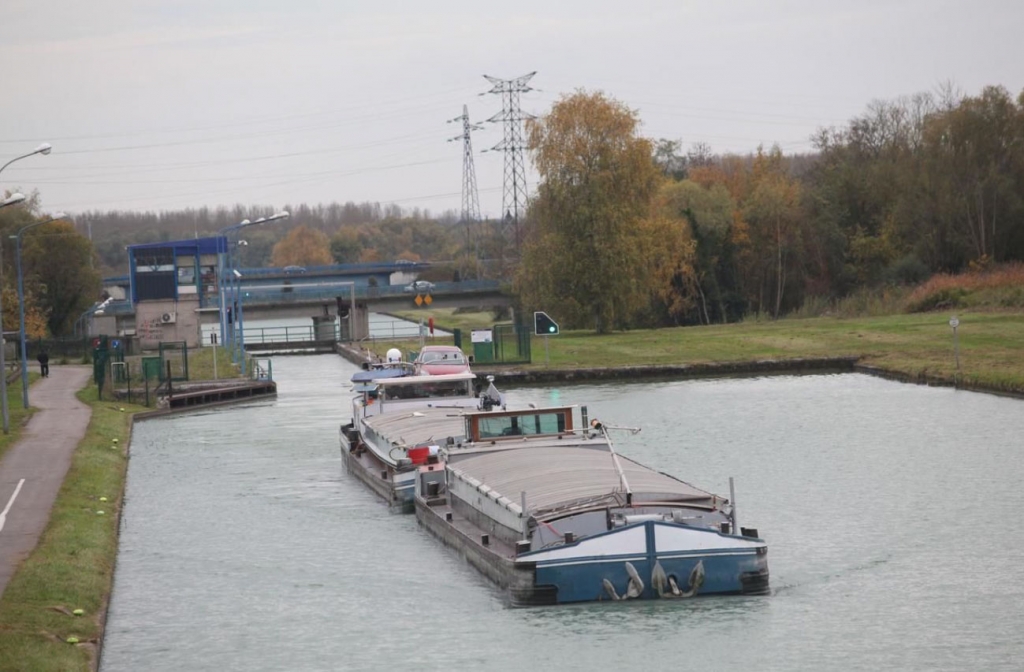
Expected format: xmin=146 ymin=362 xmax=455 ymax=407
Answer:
xmin=241 ymin=324 xmax=337 ymax=344
xmin=210 ymin=279 xmax=503 ymax=307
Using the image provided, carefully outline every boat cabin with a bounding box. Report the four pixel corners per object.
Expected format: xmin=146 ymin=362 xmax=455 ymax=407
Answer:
xmin=463 ymin=406 xmax=576 ymax=441
xmin=356 ymin=371 xmax=478 ymax=418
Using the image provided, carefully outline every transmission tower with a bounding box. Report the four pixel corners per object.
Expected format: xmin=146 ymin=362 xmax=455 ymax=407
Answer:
xmin=484 ymin=71 xmax=536 ymax=252
xmin=448 ymin=104 xmax=482 ymax=258
xmin=449 ymin=104 xmax=483 ymax=224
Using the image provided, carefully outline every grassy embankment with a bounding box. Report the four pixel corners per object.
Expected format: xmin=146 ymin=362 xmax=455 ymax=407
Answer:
xmin=384 ymin=309 xmax=1024 ymax=390
xmin=383 ymin=267 xmax=1024 ymax=393
xmin=0 ymin=373 xmax=39 ymax=462
xmin=0 ymin=386 xmax=145 ymax=672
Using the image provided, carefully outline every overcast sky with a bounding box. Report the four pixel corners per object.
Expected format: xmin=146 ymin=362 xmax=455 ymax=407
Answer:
xmin=2 ymin=0 xmax=1022 ymax=219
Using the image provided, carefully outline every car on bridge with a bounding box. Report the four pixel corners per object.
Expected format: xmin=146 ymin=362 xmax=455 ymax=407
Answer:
xmin=403 ymin=280 xmax=435 ymax=293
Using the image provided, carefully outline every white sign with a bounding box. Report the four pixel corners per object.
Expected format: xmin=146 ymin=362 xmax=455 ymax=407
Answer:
xmin=471 ymin=329 xmax=493 ymax=344
xmin=949 ymin=316 xmax=960 ymax=329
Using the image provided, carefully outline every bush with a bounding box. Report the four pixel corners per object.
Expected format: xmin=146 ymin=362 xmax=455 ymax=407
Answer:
xmin=884 ymin=255 xmax=930 ymax=286
xmin=906 ymin=286 xmax=968 ymax=312
xmin=904 ymin=263 xmax=1024 ymax=313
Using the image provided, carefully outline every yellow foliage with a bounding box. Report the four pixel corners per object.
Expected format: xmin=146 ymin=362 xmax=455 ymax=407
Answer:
xmin=0 ymin=286 xmax=48 ymax=339
xmin=270 ymin=225 xmax=333 ymax=267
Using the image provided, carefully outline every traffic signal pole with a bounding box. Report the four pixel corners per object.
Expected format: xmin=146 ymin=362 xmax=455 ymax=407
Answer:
xmin=534 ymin=311 xmax=559 ymax=367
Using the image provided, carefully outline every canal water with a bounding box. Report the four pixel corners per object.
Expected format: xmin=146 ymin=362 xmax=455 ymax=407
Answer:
xmin=100 ymin=356 xmax=1024 ymax=672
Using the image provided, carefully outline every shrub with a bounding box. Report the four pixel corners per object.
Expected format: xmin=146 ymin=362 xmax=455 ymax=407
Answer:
xmin=904 ymin=263 xmax=1024 ymax=313
xmin=884 ymin=255 xmax=930 ymax=286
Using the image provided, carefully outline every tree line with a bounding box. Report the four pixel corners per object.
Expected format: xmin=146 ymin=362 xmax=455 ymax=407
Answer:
xmin=518 ymin=85 xmax=1024 ymax=331
xmin=9 ymin=82 xmax=1022 ymax=337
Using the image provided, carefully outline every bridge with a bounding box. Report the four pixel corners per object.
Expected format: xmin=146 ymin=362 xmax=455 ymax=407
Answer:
xmin=209 ymin=278 xmax=507 ymax=318
xmin=94 ymin=259 xmax=510 ymax=347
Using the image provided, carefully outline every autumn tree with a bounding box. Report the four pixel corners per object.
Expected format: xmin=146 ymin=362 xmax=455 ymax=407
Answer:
xmin=1 ymin=202 xmax=74 ymax=337
xmin=270 ymin=225 xmax=333 ymax=267
xmin=639 ymin=194 xmax=698 ymax=325
xmin=744 ymin=149 xmax=803 ymax=318
xmin=21 ymin=220 xmax=102 ymax=335
xmin=519 ymin=91 xmax=662 ymax=332
xmin=658 ymin=180 xmax=739 ymax=323
xmin=330 ymin=227 xmax=362 ymax=263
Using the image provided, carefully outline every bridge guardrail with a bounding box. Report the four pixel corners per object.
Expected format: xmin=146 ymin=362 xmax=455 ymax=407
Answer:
xmin=214 ymin=279 xmax=503 ymax=307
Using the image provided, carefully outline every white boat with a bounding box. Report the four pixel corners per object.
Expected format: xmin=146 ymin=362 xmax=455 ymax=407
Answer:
xmin=414 ymin=405 xmax=769 ymax=604
xmin=340 ymin=359 xmax=504 ymax=511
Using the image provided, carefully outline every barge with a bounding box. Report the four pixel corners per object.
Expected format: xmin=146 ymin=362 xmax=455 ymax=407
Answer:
xmin=414 ymin=405 xmax=769 ymax=605
xmin=340 ymin=356 xmax=503 ymax=511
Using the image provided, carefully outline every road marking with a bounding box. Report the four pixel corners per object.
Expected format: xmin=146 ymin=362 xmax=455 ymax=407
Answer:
xmin=0 ymin=479 xmax=26 ymax=533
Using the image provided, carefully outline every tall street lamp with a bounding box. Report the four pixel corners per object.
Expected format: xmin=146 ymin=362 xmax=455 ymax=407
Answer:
xmin=13 ymin=213 xmax=68 ymax=409
xmin=0 ymin=195 xmax=26 ymax=433
xmin=218 ymin=211 xmax=289 ymax=365
xmin=0 ymin=142 xmax=52 ymax=425
xmin=1 ymin=193 xmax=26 ymax=209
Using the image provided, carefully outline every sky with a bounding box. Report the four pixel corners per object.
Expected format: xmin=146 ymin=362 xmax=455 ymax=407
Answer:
xmin=1 ymin=0 xmax=1022 ymax=220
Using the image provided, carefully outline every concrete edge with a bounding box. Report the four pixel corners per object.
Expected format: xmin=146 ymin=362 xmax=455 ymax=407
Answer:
xmin=92 ymin=407 xmax=133 ymax=672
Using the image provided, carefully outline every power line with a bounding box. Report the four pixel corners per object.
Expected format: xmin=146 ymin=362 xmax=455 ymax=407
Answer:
xmin=483 ymin=71 xmax=536 ymax=253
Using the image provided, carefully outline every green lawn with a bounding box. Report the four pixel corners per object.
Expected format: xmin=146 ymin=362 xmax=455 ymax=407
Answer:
xmin=0 ymin=386 xmax=144 ymax=672
xmin=383 ymin=309 xmax=1024 ymax=393
xmin=0 ymin=372 xmax=39 ymax=462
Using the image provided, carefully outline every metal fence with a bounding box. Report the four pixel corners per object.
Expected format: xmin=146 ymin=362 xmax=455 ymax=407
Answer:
xmin=492 ymin=322 xmax=532 ymax=364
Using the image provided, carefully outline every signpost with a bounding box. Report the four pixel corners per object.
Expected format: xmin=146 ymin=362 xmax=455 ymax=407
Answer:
xmin=949 ymin=315 xmax=960 ymax=375
xmin=534 ymin=311 xmax=560 ymax=366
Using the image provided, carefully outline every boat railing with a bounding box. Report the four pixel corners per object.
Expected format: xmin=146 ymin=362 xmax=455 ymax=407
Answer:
xmin=589 ymin=420 xmax=640 ymax=506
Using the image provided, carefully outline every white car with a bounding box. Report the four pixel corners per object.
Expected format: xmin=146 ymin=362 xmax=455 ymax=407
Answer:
xmin=403 ymin=280 xmax=435 ymax=293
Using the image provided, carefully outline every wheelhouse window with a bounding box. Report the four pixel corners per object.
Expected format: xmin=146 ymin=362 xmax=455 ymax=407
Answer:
xmin=382 ymin=380 xmax=472 ymax=400
xmin=477 ymin=411 xmax=567 ymax=439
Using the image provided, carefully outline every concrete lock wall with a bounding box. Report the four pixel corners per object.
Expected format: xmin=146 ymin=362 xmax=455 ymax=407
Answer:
xmin=135 ymin=297 xmax=201 ymax=348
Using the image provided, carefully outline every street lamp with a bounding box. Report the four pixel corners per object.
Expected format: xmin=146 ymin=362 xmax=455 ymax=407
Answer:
xmin=1 ymin=193 xmax=26 ymax=209
xmin=0 ymin=142 xmax=52 ymax=429
xmin=13 ymin=212 xmax=68 ymax=409
xmin=217 ymin=211 xmax=289 ymax=364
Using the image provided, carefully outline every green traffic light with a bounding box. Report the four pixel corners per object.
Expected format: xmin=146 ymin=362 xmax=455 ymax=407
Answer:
xmin=549 ymin=326 xmax=556 ymax=333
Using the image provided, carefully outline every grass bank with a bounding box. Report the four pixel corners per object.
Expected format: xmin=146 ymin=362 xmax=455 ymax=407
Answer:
xmin=0 ymin=386 xmax=145 ymax=672
xmin=382 ymin=310 xmax=1024 ymax=394
xmin=0 ymin=373 xmax=40 ymax=462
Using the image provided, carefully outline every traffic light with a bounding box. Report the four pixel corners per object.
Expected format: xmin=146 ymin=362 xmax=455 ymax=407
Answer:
xmin=534 ymin=311 xmax=559 ymax=336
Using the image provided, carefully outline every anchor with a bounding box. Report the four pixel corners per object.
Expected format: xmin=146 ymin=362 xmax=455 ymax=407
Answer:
xmin=651 ymin=559 xmax=705 ymax=598
xmin=602 ymin=561 xmax=645 ymax=600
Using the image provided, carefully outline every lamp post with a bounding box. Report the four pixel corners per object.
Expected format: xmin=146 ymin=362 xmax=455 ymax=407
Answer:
xmin=1 ymin=193 xmax=26 ymax=209
xmin=0 ymin=142 xmax=52 ymax=424
xmin=218 ymin=212 xmax=289 ymax=366
xmin=0 ymin=194 xmax=29 ymax=431
xmin=13 ymin=213 xmax=68 ymax=409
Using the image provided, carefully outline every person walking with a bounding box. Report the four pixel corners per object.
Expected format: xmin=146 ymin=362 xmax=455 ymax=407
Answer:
xmin=36 ymin=350 xmax=49 ymax=377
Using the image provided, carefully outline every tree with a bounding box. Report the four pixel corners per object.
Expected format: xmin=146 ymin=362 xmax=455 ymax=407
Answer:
xmin=270 ymin=225 xmax=333 ymax=267
xmin=22 ymin=220 xmax=102 ymax=335
xmin=639 ymin=196 xmax=698 ymax=325
xmin=744 ymin=167 xmax=803 ymax=319
xmin=519 ymin=90 xmax=662 ymax=332
xmin=658 ymin=180 xmax=738 ymax=323
xmin=922 ymin=85 xmax=1024 ymax=263
xmin=330 ymin=227 xmax=362 ymax=263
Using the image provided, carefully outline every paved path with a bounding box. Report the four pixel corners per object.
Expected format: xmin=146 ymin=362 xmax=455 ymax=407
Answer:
xmin=0 ymin=365 xmax=92 ymax=597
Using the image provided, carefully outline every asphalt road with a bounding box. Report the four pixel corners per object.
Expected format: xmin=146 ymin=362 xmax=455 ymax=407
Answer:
xmin=0 ymin=365 xmax=92 ymax=597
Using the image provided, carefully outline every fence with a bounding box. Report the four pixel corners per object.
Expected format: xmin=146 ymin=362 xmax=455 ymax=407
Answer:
xmin=25 ymin=336 xmax=92 ymax=362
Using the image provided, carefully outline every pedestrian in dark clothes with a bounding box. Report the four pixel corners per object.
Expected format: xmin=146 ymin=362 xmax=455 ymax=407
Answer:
xmin=37 ymin=351 xmax=49 ymax=377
